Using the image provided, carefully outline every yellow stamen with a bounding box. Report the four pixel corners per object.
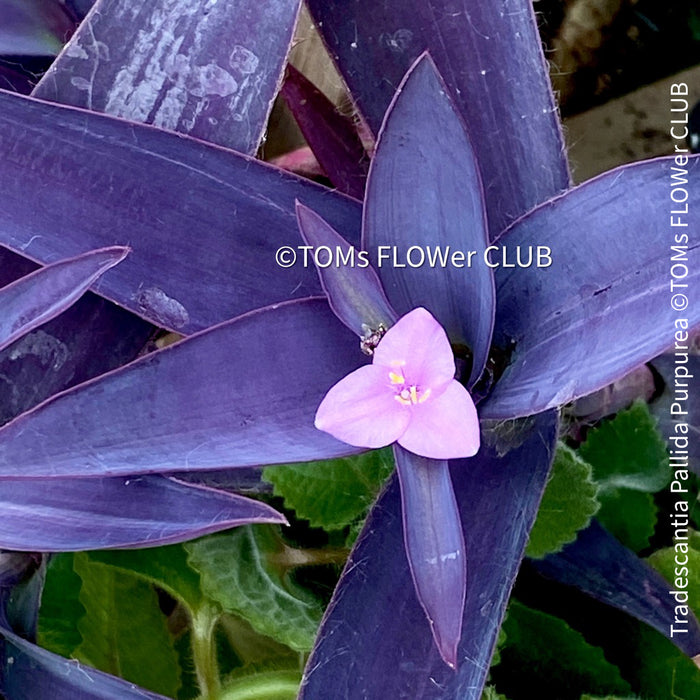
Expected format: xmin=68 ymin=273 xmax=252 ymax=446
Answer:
xmin=418 ymin=387 xmax=432 ymax=404
xmin=389 ymin=371 xmax=405 ymax=385
xmin=409 ymin=386 xmax=418 ymax=404
xmin=395 ymin=394 xmax=412 ymax=406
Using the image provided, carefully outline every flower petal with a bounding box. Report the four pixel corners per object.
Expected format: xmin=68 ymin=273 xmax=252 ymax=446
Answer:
xmin=373 ymin=307 xmax=455 ymax=389
xmin=315 ymin=365 xmax=410 ymax=448
xmin=398 ymin=381 xmax=479 ymax=459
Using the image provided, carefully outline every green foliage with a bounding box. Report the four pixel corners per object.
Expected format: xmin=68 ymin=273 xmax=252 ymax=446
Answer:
xmin=648 ymin=530 xmax=700 ymax=615
xmin=578 ymin=401 xmax=669 ymax=551
xmin=263 ymin=449 xmax=394 ymax=531
xmin=497 ymin=602 xmax=631 ymax=699
xmin=579 ymin=401 xmax=669 ymax=493
xmin=37 ymin=553 xmax=85 ymax=658
xmin=596 ymin=490 xmax=657 ymax=552
xmin=73 ymin=553 xmax=182 ymax=698
xmin=631 ymin=622 xmax=700 ymax=700
xmin=185 ymin=525 xmax=323 ymax=652
xmin=87 ymin=545 xmax=204 ymax=612
xmin=526 ymin=444 xmax=600 ymax=559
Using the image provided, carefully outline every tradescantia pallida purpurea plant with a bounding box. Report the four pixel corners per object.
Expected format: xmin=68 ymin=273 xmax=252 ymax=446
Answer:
xmin=0 ymin=0 xmax=698 ymax=698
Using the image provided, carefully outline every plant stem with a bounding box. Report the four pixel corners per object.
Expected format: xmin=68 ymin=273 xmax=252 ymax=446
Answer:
xmin=192 ymin=602 xmax=221 ymax=700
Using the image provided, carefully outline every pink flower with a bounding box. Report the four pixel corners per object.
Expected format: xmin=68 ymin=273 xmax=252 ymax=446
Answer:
xmin=315 ymin=307 xmax=480 ymax=459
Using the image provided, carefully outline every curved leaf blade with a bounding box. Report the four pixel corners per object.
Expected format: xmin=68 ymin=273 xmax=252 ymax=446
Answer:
xmin=296 ymin=202 xmax=397 ymax=335
xmin=0 ymin=247 xmax=128 ymax=354
xmin=0 ymin=299 xmax=363 ymax=478
xmin=34 ymin=0 xmax=302 ymax=153
xmin=394 ymin=446 xmax=466 ymax=668
xmin=0 ymin=625 xmax=169 ymax=700
xmin=363 ymin=54 xmax=494 ymax=385
xmin=0 ymin=90 xmax=362 ymax=334
xmin=300 ymin=410 xmax=558 ymax=699
xmin=306 ymin=0 xmax=571 ymax=237
xmin=530 ymin=520 xmax=700 ymax=657
xmin=0 ymin=476 xmax=285 ymax=551
xmin=282 ymin=65 xmax=368 ymax=199
xmin=485 ymin=156 xmax=700 ymax=419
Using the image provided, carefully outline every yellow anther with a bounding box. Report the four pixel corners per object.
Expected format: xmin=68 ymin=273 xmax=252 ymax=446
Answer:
xmin=409 ymin=386 xmax=418 ymax=404
xmin=389 ymin=371 xmax=405 ymax=385
xmin=418 ymin=387 xmax=432 ymax=404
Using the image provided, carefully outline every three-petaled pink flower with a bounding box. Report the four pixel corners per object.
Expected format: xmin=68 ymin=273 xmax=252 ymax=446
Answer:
xmin=315 ymin=307 xmax=480 ymax=459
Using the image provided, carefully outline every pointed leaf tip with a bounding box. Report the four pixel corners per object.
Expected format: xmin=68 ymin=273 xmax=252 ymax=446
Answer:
xmin=363 ymin=53 xmax=495 ymax=386
xmin=0 ymin=246 xmax=129 ymax=354
xmin=395 ymin=446 xmax=466 ymax=669
xmin=296 ymin=201 xmax=397 ymax=335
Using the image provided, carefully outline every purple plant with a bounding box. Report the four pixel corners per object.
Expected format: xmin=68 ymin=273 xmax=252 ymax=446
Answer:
xmin=0 ymin=0 xmax=698 ymax=698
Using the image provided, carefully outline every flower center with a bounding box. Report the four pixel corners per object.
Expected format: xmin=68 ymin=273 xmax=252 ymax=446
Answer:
xmin=389 ymin=369 xmax=432 ymax=406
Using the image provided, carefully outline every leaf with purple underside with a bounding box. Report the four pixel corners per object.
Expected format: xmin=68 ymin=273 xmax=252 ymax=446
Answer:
xmin=34 ymin=0 xmax=302 ymax=154
xmin=0 ymin=624 xmax=169 ymax=700
xmin=281 ymin=64 xmax=368 ymax=199
xmin=363 ymin=54 xmax=494 ymax=385
xmin=394 ymin=446 xmax=466 ymax=668
xmin=0 ymin=90 xmax=361 ymax=335
xmin=0 ymin=476 xmax=285 ymax=552
xmin=0 ymin=299 xmax=364 ymax=478
xmin=307 ymin=0 xmax=570 ymax=238
xmin=0 ymin=247 xmax=127 ymax=354
xmin=300 ymin=411 xmax=557 ymax=699
xmin=530 ymin=520 xmax=700 ymax=657
xmin=484 ymin=156 xmax=700 ymax=419
xmin=296 ymin=202 xmax=397 ymax=335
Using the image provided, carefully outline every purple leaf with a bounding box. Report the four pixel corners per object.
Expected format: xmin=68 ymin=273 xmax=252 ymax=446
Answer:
xmin=34 ymin=0 xmax=302 ymax=153
xmin=306 ymin=0 xmax=571 ymax=238
xmin=0 ymin=294 xmax=153 ymax=427
xmin=0 ymin=476 xmax=285 ymax=552
xmin=484 ymin=156 xmax=700 ymax=419
xmin=0 ymin=625 xmax=168 ymax=700
xmin=0 ymin=247 xmax=128 ymax=354
xmin=281 ymin=65 xmax=369 ymax=199
xmin=0 ymin=0 xmax=76 ymax=56
xmin=0 ymin=90 xmax=361 ymax=334
xmin=530 ymin=520 xmax=700 ymax=656
xmin=0 ymin=299 xmax=364 ymax=478
xmin=394 ymin=446 xmax=465 ymax=668
xmin=363 ymin=54 xmax=495 ymax=386
xmin=301 ymin=410 xmax=558 ymax=699
xmin=295 ymin=202 xmax=397 ymax=335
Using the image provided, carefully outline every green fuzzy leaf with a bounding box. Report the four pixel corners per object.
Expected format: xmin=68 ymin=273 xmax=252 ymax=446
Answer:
xmin=73 ymin=553 xmax=181 ymax=697
xmin=580 ymin=401 xmax=670 ymax=493
xmin=87 ymin=545 xmax=204 ymax=613
xmin=648 ymin=530 xmax=700 ymax=616
xmin=37 ymin=553 xmax=85 ymax=658
xmin=481 ymin=687 xmax=509 ymax=700
xmin=633 ymin=622 xmax=700 ymax=700
xmin=185 ymin=526 xmax=323 ymax=652
xmin=497 ymin=601 xmax=631 ymax=698
xmin=597 ymin=489 xmax=658 ymax=553
xmin=526 ymin=444 xmax=600 ymax=559
xmin=263 ymin=449 xmax=394 ymax=531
